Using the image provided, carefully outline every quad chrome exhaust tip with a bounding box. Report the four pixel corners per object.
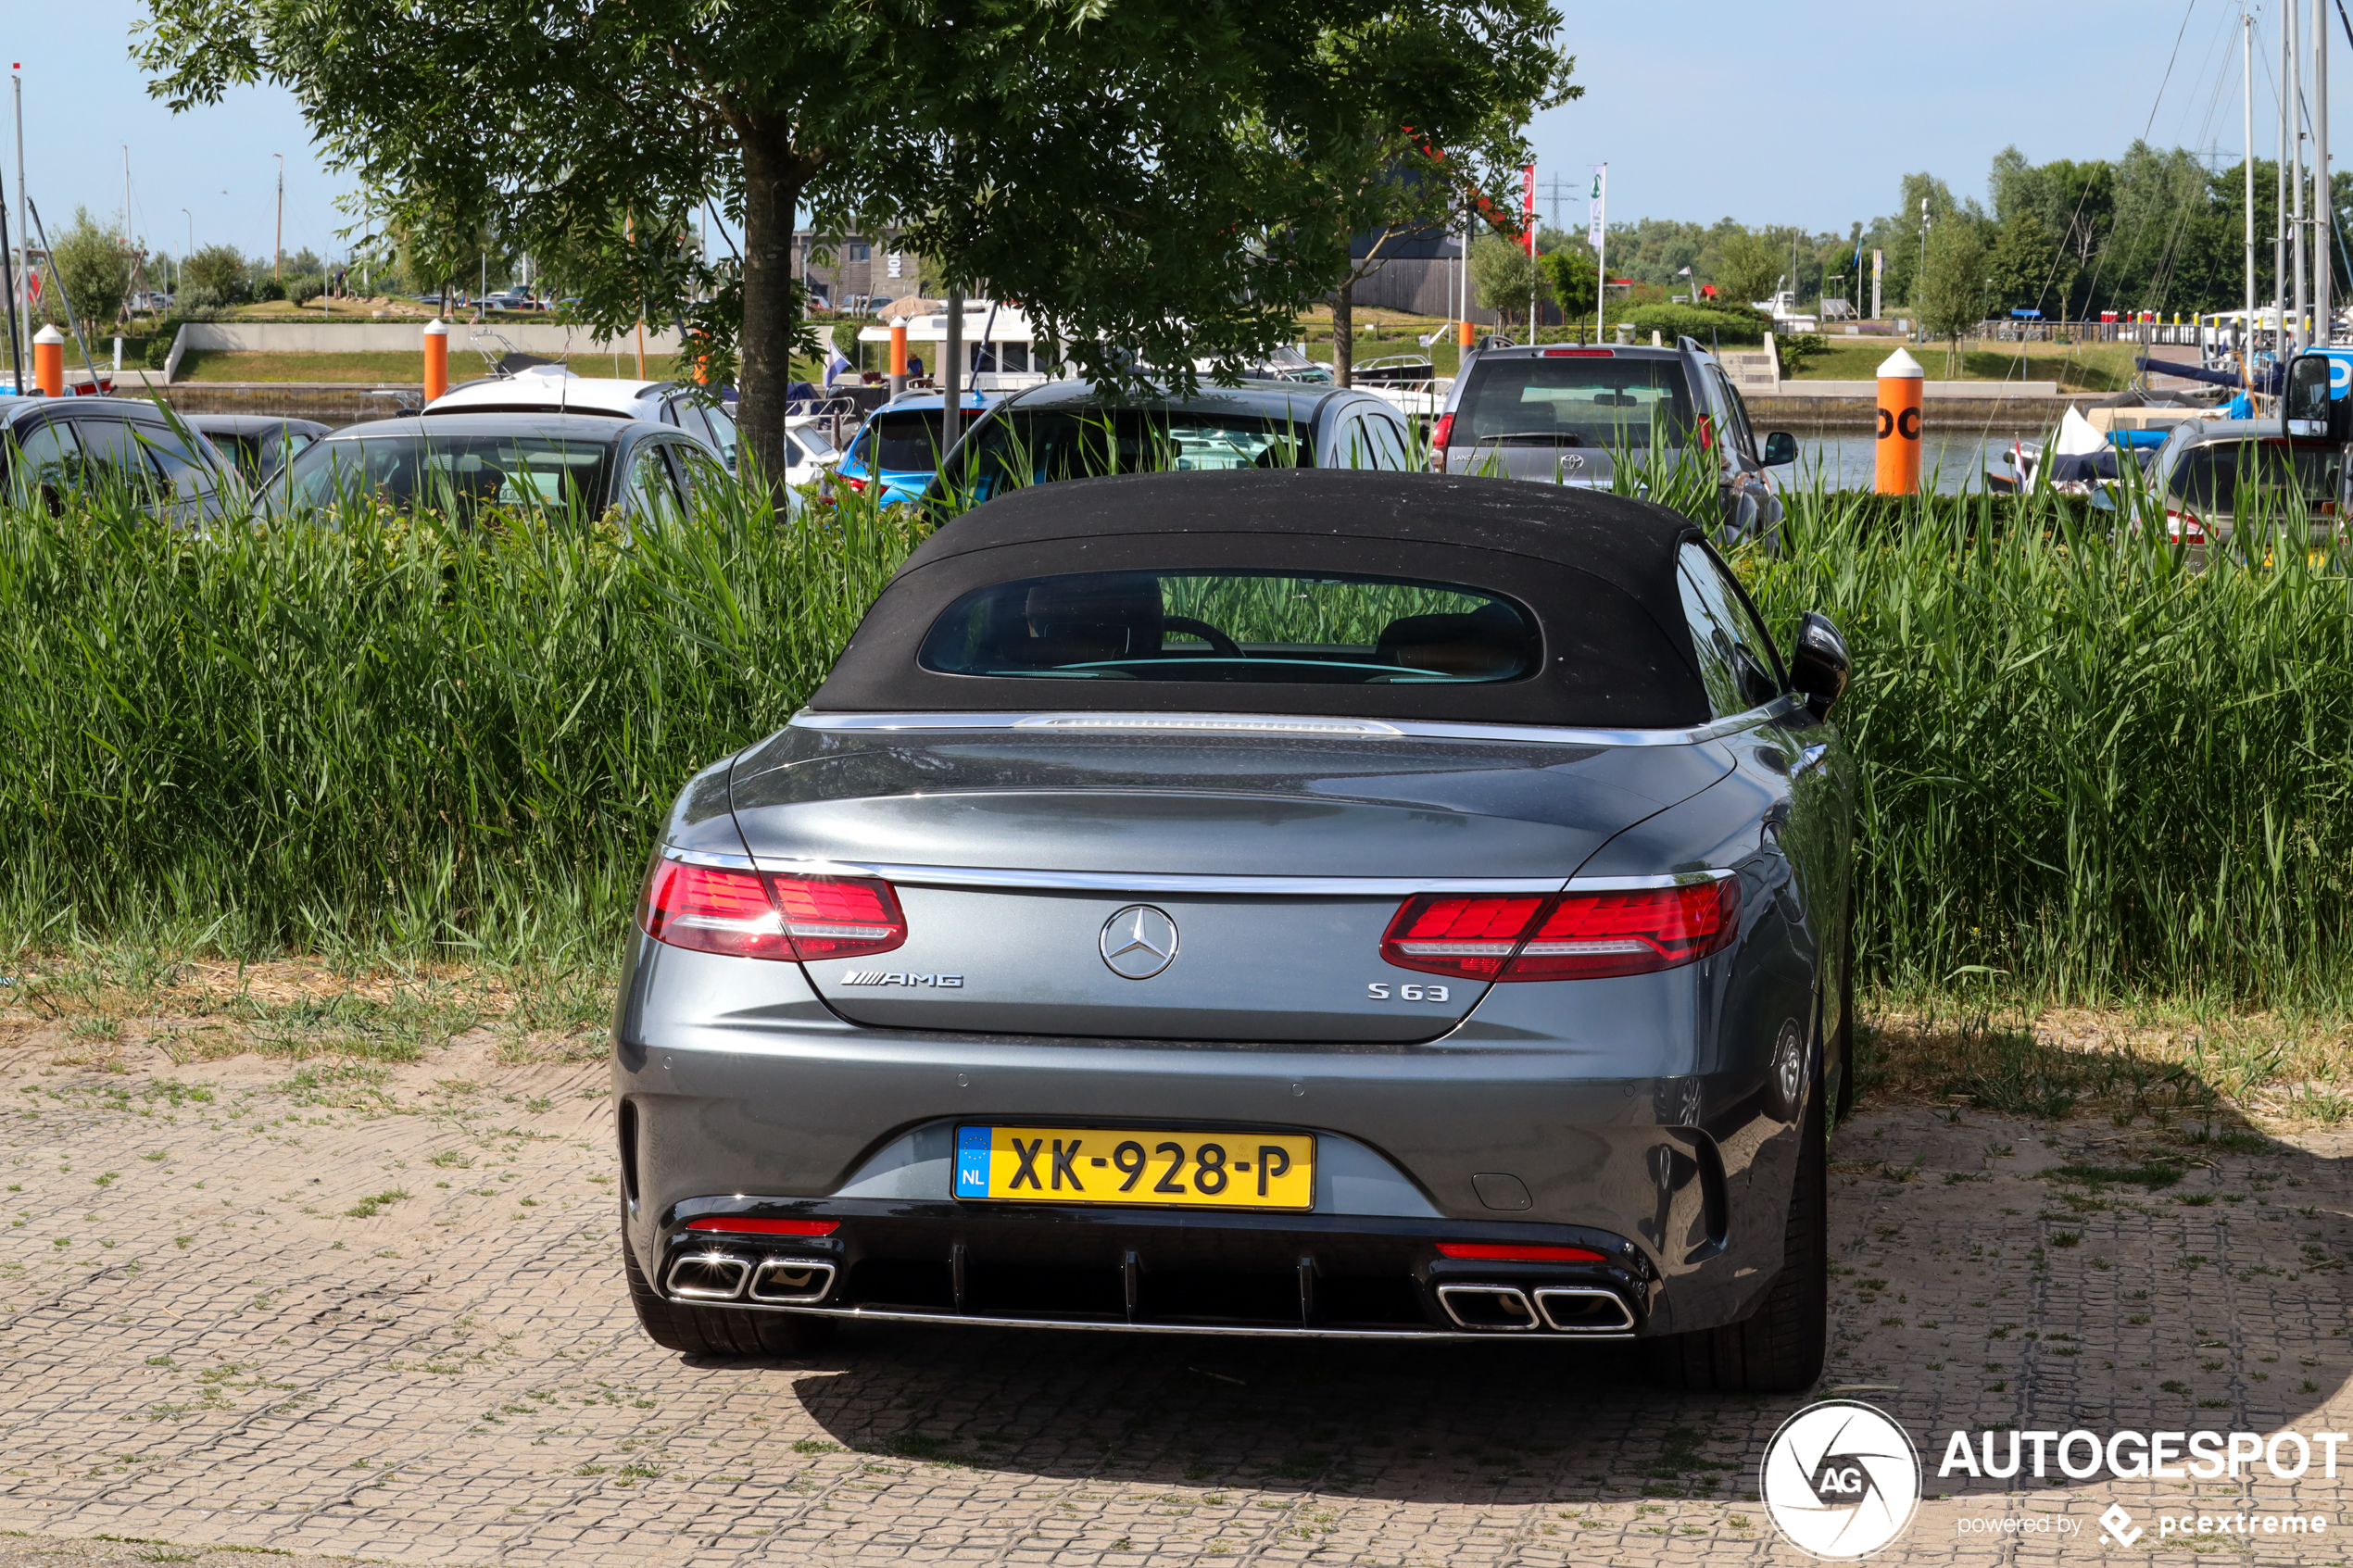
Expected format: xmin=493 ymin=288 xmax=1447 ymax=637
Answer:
xmin=1532 ymin=1286 xmax=1637 ymax=1334
xmin=666 ymin=1250 xmax=753 ymax=1300
xmin=1437 ymin=1282 xmax=1636 ymax=1334
xmin=1435 ymin=1283 xmax=1539 ymax=1331
xmin=748 ymin=1257 xmax=837 ymax=1305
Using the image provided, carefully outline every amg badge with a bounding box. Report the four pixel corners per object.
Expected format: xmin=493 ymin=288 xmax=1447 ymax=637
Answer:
xmin=838 ymin=972 xmax=964 ymax=987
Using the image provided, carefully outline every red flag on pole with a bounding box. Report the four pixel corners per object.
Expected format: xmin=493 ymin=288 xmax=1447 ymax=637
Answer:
xmin=1521 ymin=164 xmax=1537 ymax=255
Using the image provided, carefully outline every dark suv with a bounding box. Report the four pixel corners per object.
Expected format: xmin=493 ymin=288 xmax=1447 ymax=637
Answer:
xmin=0 ymin=395 xmax=247 ymax=525
xmin=1430 ymin=338 xmax=1794 ymax=546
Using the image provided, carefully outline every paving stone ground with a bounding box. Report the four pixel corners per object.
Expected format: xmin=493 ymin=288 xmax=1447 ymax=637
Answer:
xmin=5 ymin=1026 xmax=2353 ymax=1565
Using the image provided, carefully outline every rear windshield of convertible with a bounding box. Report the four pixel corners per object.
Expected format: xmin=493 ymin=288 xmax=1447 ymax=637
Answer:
xmin=917 ymin=571 xmax=1541 ymax=685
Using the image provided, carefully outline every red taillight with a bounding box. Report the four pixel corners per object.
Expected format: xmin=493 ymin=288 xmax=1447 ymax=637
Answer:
xmin=1378 ymin=893 xmax=1547 ymax=979
xmin=1379 ymin=881 xmax=1736 ymax=983
xmin=1429 ymin=412 xmax=1455 ymax=473
xmin=1697 ymin=414 xmax=1714 ymax=451
xmin=2165 ymin=508 xmax=2206 ymax=541
xmin=1541 ymin=347 xmax=1614 ymax=358
xmin=637 ymin=857 xmax=906 ymax=961
xmin=1510 ymin=882 xmax=1737 ymax=980
xmin=1436 ymin=1242 xmax=1607 ymax=1262
xmin=684 ymin=1216 xmax=840 ymax=1236
xmin=843 ymin=472 xmax=868 ymax=492
xmin=766 ymin=872 xmax=908 ymax=959
xmin=639 ymin=859 xmax=795 ymax=960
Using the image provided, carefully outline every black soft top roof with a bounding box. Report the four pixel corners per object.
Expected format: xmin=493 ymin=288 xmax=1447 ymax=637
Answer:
xmin=811 ymin=470 xmax=1715 ymax=728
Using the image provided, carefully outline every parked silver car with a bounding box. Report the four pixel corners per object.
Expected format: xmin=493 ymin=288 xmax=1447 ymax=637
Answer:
xmin=2145 ymin=417 xmax=2347 ymax=544
xmin=614 ymin=470 xmax=1858 ymax=1393
xmin=1430 ymin=340 xmax=1795 ymax=546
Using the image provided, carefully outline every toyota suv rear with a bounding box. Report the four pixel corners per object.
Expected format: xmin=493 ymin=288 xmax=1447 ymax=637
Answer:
xmin=1429 ymin=339 xmax=1794 ymax=546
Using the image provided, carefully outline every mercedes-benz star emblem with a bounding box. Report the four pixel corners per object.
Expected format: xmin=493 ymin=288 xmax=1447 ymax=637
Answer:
xmin=1100 ymin=905 xmax=1179 ymax=980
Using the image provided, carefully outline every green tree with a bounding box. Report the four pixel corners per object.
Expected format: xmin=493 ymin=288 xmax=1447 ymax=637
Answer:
xmin=1712 ymin=231 xmax=1781 ymax=310
xmin=1919 ymin=216 xmax=1990 ymax=372
xmin=1323 ymin=112 xmax=1575 ymax=385
xmin=179 ymin=243 xmax=246 ymax=307
xmin=1535 ymin=239 xmax=1596 ymax=321
xmin=138 ymin=0 xmax=1570 ymax=495
xmin=1983 ymin=207 xmax=2059 ymax=315
xmin=46 ymin=207 xmax=132 ymax=327
xmin=1469 ymin=233 xmax=1544 ymax=331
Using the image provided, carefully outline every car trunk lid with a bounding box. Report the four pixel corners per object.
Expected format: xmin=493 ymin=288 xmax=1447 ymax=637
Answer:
xmin=724 ymin=724 xmax=1731 ymax=1042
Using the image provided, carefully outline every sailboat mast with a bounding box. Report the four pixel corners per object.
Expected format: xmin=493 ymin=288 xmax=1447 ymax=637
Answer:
xmin=2246 ymin=9 xmax=2258 ymax=372
xmin=2294 ymin=0 xmax=2309 ymax=352
xmin=2315 ymin=0 xmax=2331 ymax=345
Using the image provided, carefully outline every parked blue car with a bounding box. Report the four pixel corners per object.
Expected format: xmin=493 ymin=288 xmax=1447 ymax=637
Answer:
xmin=837 ymin=391 xmax=995 ymax=505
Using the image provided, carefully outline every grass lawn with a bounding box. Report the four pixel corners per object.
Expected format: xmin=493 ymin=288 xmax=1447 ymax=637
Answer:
xmin=1793 ymin=337 xmax=2147 ymax=391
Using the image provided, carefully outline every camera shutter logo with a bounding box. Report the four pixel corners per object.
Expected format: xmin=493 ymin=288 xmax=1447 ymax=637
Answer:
xmin=1760 ymin=1400 xmax=1921 ymax=1559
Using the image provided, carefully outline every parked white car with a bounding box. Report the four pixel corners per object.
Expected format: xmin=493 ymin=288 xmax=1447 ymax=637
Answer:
xmin=424 ymin=365 xmax=836 ymax=489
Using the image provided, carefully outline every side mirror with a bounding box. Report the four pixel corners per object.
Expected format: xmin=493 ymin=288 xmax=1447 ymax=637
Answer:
xmin=1787 ymin=610 xmax=1850 ymax=718
xmin=1762 ymin=431 xmax=1798 ymax=467
xmin=2285 ymin=352 xmax=2334 ymax=438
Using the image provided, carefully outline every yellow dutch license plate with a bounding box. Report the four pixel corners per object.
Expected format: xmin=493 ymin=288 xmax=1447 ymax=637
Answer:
xmin=953 ymin=1125 xmax=1315 ymax=1210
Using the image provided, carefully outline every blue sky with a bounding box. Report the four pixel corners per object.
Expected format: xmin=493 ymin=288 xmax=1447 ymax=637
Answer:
xmin=10 ymin=0 xmax=2334 ymax=265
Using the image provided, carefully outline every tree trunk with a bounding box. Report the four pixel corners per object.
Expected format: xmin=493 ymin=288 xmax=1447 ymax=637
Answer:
xmin=740 ymin=120 xmax=818 ymax=508
xmin=1330 ymin=285 xmax=1353 ymax=387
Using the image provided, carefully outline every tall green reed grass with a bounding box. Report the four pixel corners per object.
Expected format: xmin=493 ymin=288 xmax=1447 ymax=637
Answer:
xmin=1634 ymin=447 xmax=2353 ymax=1006
xmin=0 ymin=480 xmax=918 ymax=961
xmin=5 ymin=436 xmax=2348 ymax=1007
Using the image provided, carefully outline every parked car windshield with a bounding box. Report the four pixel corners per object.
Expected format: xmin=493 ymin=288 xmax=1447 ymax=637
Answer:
xmin=944 ymin=408 xmax=1313 ymax=503
xmin=280 ymin=433 xmax=615 ymax=520
xmin=2165 ymin=439 xmax=2343 ymax=512
xmin=917 ymin=570 xmax=1540 ymax=684
xmin=1458 ymin=356 xmax=1695 ymax=449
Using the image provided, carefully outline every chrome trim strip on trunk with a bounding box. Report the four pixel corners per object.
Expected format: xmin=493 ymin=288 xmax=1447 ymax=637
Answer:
xmin=657 ymin=847 xmax=1736 ymax=897
xmin=787 ymin=697 xmax=1801 ymax=748
xmin=663 ymin=1297 xmax=1634 ymax=1341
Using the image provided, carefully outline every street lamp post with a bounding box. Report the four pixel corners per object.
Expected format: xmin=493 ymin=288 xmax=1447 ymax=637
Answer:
xmin=1917 ymin=198 xmax=1931 ymax=343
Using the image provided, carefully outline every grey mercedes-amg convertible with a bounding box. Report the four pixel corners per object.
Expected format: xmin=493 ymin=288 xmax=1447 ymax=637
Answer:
xmin=614 ymin=469 xmax=1857 ymax=1393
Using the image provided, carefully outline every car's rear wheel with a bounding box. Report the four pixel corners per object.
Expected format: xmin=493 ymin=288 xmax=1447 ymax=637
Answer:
xmin=1643 ymin=1063 xmax=1827 ymax=1394
xmin=623 ymin=1233 xmax=837 ymax=1358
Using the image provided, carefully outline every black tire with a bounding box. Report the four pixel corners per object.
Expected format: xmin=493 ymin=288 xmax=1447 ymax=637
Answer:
xmin=1643 ymin=1068 xmax=1828 ymax=1394
xmin=623 ymin=1234 xmax=837 ymax=1358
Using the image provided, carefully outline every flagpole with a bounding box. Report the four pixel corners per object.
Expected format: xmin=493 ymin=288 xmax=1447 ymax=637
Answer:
xmin=1591 ymin=165 xmax=1608 ymax=344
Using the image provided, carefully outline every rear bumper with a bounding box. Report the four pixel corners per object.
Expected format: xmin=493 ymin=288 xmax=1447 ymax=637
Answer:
xmin=614 ymin=938 xmax=1809 ymax=1337
xmin=647 ymin=1197 xmax=1654 ymax=1339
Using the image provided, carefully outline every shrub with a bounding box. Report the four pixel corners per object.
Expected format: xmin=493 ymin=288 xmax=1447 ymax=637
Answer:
xmin=1624 ymin=304 xmax=1768 ymax=345
xmin=179 ymin=245 xmax=247 ymax=306
xmin=250 ymin=276 xmax=287 ymax=303
xmin=1776 ymin=332 xmax=1829 ymax=377
xmin=287 ymin=274 xmax=326 ymax=306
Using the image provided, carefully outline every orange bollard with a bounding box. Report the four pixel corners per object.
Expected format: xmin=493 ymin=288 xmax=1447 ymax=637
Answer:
xmin=32 ymin=325 xmax=63 ymax=396
xmin=888 ymin=321 xmax=909 ymax=378
xmin=1874 ymin=346 xmax=1924 ymax=495
xmin=1457 ymin=319 xmax=1475 ymax=351
xmin=422 ymin=318 xmax=449 ymax=403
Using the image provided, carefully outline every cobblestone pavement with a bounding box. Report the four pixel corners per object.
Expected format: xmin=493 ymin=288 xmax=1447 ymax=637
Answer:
xmin=5 ymin=1029 xmax=2353 ymax=1566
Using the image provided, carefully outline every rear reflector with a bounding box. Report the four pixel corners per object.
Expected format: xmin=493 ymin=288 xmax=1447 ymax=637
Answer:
xmin=1436 ymin=1242 xmax=1607 ymax=1261
xmin=684 ymin=1216 xmax=841 ymax=1236
xmin=638 ymin=856 xmax=906 ymax=962
xmin=1381 ymin=881 xmax=1736 ymax=982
